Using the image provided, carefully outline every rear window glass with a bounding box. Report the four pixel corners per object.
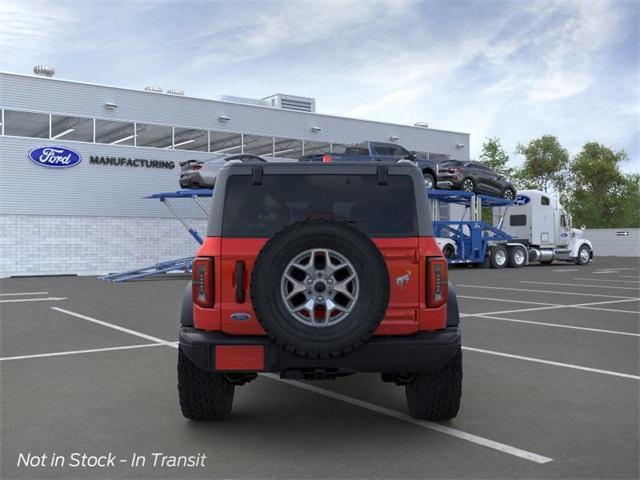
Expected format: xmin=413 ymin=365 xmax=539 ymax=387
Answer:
xmin=510 ymin=214 xmax=527 ymax=226
xmin=222 ymin=174 xmax=417 ymax=237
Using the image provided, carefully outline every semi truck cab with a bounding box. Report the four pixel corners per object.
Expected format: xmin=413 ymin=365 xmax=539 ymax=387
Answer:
xmin=494 ymin=190 xmax=593 ymax=265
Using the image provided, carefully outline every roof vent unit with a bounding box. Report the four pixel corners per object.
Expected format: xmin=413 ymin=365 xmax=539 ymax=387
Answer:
xmin=262 ymin=94 xmax=316 ymax=113
xmin=33 ymin=65 xmax=55 ymax=77
xmin=167 ymin=89 xmax=185 ymax=95
xmin=144 ymin=85 xmax=163 ymax=93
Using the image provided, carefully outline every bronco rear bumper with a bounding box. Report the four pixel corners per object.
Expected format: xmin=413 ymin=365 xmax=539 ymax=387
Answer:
xmin=179 ymin=327 xmax=461 ymax=375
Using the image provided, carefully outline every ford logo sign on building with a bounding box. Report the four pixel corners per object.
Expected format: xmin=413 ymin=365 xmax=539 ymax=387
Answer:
xmin=28 ymin=146 xmax=82 ymax=168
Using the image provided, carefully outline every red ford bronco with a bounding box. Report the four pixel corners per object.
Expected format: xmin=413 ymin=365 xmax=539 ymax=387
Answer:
xmin=178 ymin=161 xmax=462 ymax=420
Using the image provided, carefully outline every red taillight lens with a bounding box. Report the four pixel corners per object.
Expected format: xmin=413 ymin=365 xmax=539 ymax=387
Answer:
xmin=322 ymin=154 xmax=332 ymax=163
xmin=192 ymin=257 xmax=214 ymax=307
xmin=192 ymin=165 xmax=202 ymax=170
xmin=448 ymin=167 xmax=459 ymax=173
xmin=426 ymin=257 xmax=448 ymax=308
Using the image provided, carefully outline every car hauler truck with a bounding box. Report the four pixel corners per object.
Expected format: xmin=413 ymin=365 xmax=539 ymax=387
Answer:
xmin=429 ymin=188 xmax=593 ymax=268
xmin=493 ymin=190 xmax=593 ymax=266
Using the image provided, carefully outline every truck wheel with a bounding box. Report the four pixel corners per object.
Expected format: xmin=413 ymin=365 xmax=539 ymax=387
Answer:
xmin=406 ymin=349 xmax=462 ymax=420
xmin=178 ymin=348 xmax=234 ymax=420
xmin=251 ymin=219 xmax=389 ymax=358
xmin=507 ymin=246 xmax=526 ymax=268
xmin=490 ymin=245 xmax=507 ymax=269
xmin=576 ymin=245 xmax=591 ymax=265
xmin=423 ymin=171 xmax=435 ymax=190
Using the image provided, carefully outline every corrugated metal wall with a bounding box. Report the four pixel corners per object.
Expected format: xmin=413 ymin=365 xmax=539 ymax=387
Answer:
xmin=584 ymin=229 xmax=640 ymax=257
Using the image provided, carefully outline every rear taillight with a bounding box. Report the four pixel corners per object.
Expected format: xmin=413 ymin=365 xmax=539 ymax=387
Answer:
xmin=448 ymin=167 xmax=460 ymax=173
xmin=192 ymin=257 xmax=214 ymax=307
xmin=192 ymin=165 xmax=202 ymax=170
xmin=322 ymin=154 xmax=332 ymax=163
xmin=426 ymin=257 xmax=448 ymax=308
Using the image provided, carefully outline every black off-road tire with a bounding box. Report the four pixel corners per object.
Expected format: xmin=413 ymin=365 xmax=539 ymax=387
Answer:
xmin=178 ymin=348 xmax=234 ymax=420
xmin=406 ymin=349 xmax=462 ymax=420
xmin=251 ymin=219 xmax=389 ymax=358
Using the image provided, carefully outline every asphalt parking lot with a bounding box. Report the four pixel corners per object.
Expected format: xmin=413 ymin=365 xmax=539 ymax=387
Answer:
xmin=1 ymin=256 xmax=638 ymax=479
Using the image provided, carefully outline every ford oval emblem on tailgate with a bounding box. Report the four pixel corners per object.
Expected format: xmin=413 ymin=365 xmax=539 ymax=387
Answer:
xmin=28 ymin=146 xmax=82 ymax=168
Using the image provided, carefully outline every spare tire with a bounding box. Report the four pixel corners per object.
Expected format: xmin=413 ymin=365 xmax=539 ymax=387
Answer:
xmin=250 ymin=219 xmax=389 ymax=358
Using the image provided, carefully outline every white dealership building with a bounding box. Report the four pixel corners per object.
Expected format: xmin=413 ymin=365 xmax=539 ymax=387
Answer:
xmin=0 ymin=69 xmax=470 ymax=277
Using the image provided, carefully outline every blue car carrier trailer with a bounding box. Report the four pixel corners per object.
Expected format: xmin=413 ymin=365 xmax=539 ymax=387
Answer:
xmin=427 ymin=189 xmax=528 ymax=269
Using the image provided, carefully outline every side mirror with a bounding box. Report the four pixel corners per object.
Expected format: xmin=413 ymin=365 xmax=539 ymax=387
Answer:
xmin=581 ymin=225 xmax=586 ymax=231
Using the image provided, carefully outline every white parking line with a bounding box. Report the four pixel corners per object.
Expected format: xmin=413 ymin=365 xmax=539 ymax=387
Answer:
xmin=576 ymin=306 xmax=639 ymax=315
xmin=456 ymin=284 xmax=637 ymax=299
xmin=552 ymin=269 xmax=579 ymax=272
xmin=458 ymin=295 xmax=557 ymax=306
xmin=48 ymin=307 xmax=554 ymax=463
xmin=0 ymin=343 xmax=165 ymax=362
xmin=0 ymin=297 xmax=67 ymax=304
xmin=0 ymin=291 xmax=49 ymax=296
xmin=572 ymin=278 xmax=640 ymax=284
xmin=51 ymin=307 xmax=176 ymax=346
xmin=521 ymin=281 xmax=639 ymax=291
xmin=465 ymin=314 xmax=640 ymax=337
xmin=462 ymin=347 xmax=640 ymax=380
xmin=263 ymin=373 xmax=553 ymax=464
xmin=460 ymin=298 xmax=640 ymax=317
xmin=620 ymin=275 xmax=640 ymax=279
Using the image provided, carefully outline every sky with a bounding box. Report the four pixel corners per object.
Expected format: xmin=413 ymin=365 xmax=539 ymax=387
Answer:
xmin=1 ymin=0 xmax=638 ymax=172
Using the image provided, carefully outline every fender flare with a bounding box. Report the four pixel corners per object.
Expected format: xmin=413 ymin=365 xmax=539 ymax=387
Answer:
xmin=181 ymin=281 xmax=193 ymax=327
xmin=446 ymin=282 xmax=459 ymax=327
xmin=571 ymin=239 xmax=593 ymax=258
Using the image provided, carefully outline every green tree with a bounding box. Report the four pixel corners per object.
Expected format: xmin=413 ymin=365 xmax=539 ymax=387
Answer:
xmin=565 ymin=142 xmax=638 ymax=228
xmin=515 ymin=135 xmax=569 ymax=193
xmin=479 ymin=137 xmax=512 ymax=176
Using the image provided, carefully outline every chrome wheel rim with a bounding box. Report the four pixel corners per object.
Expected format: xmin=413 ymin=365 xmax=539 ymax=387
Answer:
xmin=281 ymin=248 xmax=359 ymax=327
xmin=495 ymin=249 xmax=507 ymax=265
xmin=504 ymin=189 xmax=514 ymax=200
xmin=514 ymin=248 xmax=525 ymax=265
xmin=580 ymin=247 xmax=590 ymax=263
xmin=424 ymin=175 xmax=434 ymax=189
xmin=462 ymin=179 xmax=474 ymax=192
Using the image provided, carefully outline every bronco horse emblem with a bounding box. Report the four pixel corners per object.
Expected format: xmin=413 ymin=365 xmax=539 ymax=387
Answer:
xmin=395 ymin=270 xmax=412 ymax=289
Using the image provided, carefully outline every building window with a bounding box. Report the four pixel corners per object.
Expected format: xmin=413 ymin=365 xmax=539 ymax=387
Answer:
xmin=95 ymin=119 xmax=135 ymax=145
xmin=173 ymin=127 xmax=208 ymax=151
xmin=3 ymin=110 xmax=49 ymax=138
xmin=210 ymin=131 xmax=242 ymax=154
xmin=51 ymin=114 xmax=93 ymax=142
xmin=273 ymin=137 xmax=303 ymax=158
xmin=135 ymin=123 xmax=173 ymax=148
xmin=243 ymin=134 xmax=274 ymax=156
xmin=541 ymin=196 xmax=550 ymax=206
xmin=303 ymin=140 xmax=331 ymax=156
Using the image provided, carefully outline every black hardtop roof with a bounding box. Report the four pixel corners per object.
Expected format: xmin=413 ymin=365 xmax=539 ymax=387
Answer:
xmin=207 ymin=160 xmax=433 ymax=236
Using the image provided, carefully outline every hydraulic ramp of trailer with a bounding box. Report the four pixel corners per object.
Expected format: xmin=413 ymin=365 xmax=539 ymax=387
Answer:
xmin=100 ymin=189 xmax=213 ymax=282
